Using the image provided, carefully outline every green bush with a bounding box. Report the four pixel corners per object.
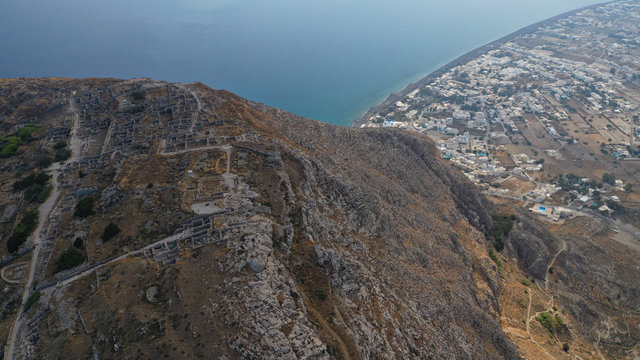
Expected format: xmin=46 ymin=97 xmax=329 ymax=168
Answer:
xmin=55 ymin=246 xmax=85 ymax=272
xmin=74 ymin=196 xmax=95 ymax=218
xmin=15 ymin=125 xmax=40 ymax=140
xmin=102 ymin=222 xmax=121 ymax=242
xmin=602 ymin=173 xmax=616 ymax=185
xmin=536 ymin=312 xmax=566 ymax=336
xmin=7 ymin=210 xmax=39 ymax=253
xmin=12 ymin=172 xmax=50 ymax=191
xmin=315 ymin=289 xmax=327 ymax=301
xmin=53 ymin=141 xmax=67 ymax=149
xmin=13 ymin=172 xmax=52 ymax=203
xmin=36 ymin=154 xmax=53 ymax=168
xmin=0 ymin=142 xmax=20 ymax=157
xmin=24 ymin=184 xmax=52 ymax=203
xmin=491 ymin=215 xmax=514 ymax=251
xmin=131 ymin=90 xmax=145 ymax=101
xmin=55 ymin=148 xmax=71 ymax=162
xmin=0 ymin=125 xmax=40 ymax=158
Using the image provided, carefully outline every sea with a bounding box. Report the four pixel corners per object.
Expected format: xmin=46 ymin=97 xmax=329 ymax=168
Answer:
xmin=0 ymin=0 xmax=604 ymax=126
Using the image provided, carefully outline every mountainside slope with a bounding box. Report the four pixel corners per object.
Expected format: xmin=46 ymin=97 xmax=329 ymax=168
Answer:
xmin=0 ymin=78 xmax=520 ymax=359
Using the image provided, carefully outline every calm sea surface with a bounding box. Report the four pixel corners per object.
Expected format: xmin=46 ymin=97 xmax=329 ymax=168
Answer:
xmin=1 ymin=0 xmax=604 ymax=125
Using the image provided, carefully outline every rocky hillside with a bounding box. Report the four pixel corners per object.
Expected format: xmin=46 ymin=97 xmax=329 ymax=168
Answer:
xmin=0 ymin=78 xmax=523 ymax=359
xmin=5 ymin=78 xmax=640 ymax=360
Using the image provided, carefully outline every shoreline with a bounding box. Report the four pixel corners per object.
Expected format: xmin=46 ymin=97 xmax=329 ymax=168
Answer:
xmin=352 ymin=0 xmax=616 ymax=127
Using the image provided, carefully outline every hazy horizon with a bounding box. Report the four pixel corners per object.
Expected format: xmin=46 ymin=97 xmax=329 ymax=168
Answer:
xmin=1 ymin=0 xmax=605 ymax=125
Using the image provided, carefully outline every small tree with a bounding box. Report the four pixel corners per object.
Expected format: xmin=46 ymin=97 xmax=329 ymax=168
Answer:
xmin=73 ymin=237 xmax=84 ymax=249
xmin=102 ymin=222 xmax=121 ymax=242
xmin=55 ymin=246 xmax=85 ymax=272
xmin=74 ymin=196 xmax=95 ymax=218
xmin=7 ymin=210 xmax=39 ymax=253
xmin=131 ymin=90 xmax=145 ymax=101
xmin=602 ymin=173 xmax=615 ymax=185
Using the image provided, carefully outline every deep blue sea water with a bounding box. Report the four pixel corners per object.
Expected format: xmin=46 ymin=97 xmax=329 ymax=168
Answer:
xmin=0 ymin=0 xmax=604 ymax=125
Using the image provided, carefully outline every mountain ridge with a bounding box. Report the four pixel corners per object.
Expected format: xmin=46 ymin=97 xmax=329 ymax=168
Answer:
xmin=2 ymin=77 xmax=639 ymax=359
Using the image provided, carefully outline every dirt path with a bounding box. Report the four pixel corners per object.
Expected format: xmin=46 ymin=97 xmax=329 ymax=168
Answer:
xmin=545 ymin=239 xmax=567 ymax=290
xmin=6 ymin=95 xmax=96 ymax=358
xmin=68 ymin=94 xmax=83 ymax=161
xmin=526 ymin=290 xmax=533 ymax=334
xmin=5 ymin=167 xmax=62 ymax=359
xmin=45 ymin=229 xmax=191 ymax=291
xmin=304 ymin=301 xmax=353 ymax=360
xmin=176 ymin=84 xmax=202 ymax=133
xmin=521 ymin=289 xmax=560 ymax=360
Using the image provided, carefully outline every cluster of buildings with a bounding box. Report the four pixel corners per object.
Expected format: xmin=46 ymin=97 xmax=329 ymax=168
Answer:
xmin=363 ymin=0 xmax=640 ymax=219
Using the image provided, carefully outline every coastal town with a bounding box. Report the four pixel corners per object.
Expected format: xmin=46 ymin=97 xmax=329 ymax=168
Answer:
xmin=362 ymin=0 xmax=640 ymax=225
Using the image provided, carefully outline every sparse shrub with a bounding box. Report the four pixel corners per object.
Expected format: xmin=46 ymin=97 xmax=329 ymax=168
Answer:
xmin=315 ymin=289 xmax=327 ymax=301
xmin=102 ymin=222 xmax=121 ymax=242
xmin=517 ymin=298 xmax=528 ymax=308
xmin=489 ymin=249 xmax=504 ymax=275
xmin=74 ymin=196 xmax=95 ymax=218
xmin=562 ymin=343 xmax=570 ymax=352
xmin=521 ymin=279 xmax=531 ymax=287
